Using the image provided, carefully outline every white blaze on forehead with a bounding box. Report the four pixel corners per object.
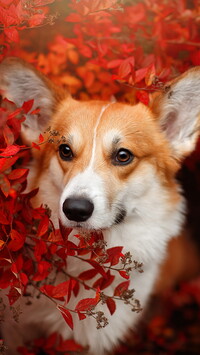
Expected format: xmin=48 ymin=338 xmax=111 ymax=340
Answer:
xmin=88 ymin=103 xmax=112 ymax=169
xmin=59 ymin=102 xmax=114 ymax=227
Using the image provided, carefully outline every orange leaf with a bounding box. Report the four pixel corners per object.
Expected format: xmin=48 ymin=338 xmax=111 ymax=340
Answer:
xmin=145 ymin=64 xmax=156 ymax=86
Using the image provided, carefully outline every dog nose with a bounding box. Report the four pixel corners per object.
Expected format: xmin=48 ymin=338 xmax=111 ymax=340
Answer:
xmin=62 ymin=198 xmax=94 ymax=222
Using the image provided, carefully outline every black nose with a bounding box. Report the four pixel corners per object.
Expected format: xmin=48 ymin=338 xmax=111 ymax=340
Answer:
xmin=62 ymin=198 xmax=94 ymax=222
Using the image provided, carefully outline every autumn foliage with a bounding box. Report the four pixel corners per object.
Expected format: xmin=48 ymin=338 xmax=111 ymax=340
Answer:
xmin=0 ymin=0 xmax=200 ymax=353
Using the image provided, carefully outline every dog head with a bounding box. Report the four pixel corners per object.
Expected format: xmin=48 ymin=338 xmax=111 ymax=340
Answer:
xmin=1 ymin=58 xmax=200 ymax=231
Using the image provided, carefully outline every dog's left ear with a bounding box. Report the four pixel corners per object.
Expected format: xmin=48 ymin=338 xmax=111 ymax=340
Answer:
xmin=0 ymin=57 xmax=68 ymax=142
xmin=151 ymin=67 xmax=200 ymax=159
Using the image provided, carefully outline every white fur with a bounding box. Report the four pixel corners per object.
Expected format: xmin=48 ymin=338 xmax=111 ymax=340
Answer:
xmin=88 ymin=103 xmax=112 ymax=168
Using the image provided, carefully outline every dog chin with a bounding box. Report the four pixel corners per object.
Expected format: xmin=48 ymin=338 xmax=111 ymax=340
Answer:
xmin=60 ymin=208 xmax=127 ymax=231
xmin=61 ymin=216 xmax=126 ymax=232
xmin=62 ymin=221 xmax=109 ymax=231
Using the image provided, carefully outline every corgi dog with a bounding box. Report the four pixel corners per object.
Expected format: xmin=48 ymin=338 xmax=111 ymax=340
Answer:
xmin=0 ymin=57 xmax=200 ymax=355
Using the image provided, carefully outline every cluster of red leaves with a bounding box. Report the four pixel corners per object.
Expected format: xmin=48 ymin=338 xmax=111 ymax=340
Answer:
xmin=9 ymin=0 xmax=199 ymax=106
xmin=0 ymin=0 xmax=56 ymax=56
xmin=115 ymin=278 xmax=200 ymax=355
xmin=18 ymin=334 xmax=84 ymax=355
xmin=17 ymin=278 xmax=200 ymax=354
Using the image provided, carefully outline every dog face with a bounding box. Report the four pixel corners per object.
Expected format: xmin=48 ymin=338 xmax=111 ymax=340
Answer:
xmin=47 ymin=99 xmax=179 ymax=230
xmin=1 ymin=58 xmax=200 ymax=232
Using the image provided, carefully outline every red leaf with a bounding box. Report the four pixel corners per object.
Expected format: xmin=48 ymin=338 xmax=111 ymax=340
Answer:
xmin=30 ymin=107 xmax=41 ymax=115
xmin=145 ymin=64 xmax=156 ymax=86
xmin=93 ymin=270 xmax=115 ymax=290
xmin=8 ymin=168 xmax=29 ymax=180
xmin=0 ymin=175 xmax=10 ymax=197
xmin=77 ymin=311 xmax=87 ymax=320
xmin=22 ymin=99 xmax=34 ymax=114
xmin=105 ymin=246 xmax=123 ymax=266
xmin=32 ymin=142 xmax=40 ymax=150
xmin=106 ymin=297 xmax=116 ymax=315
xmin=11 ymin=254 xmax=23 ymax=274
xmin=8 ymin=108 xmax=23 ymax=120
xmin=38 ymin=134 xmax=44 ymax=143
xmin=57 ymin=339 xmax=83 ymax=352
xmin=80 ymin=45 xmax=92 ymax=58
xmin=8 ymin=229 xmax=25 ymax=251
xmin=86 ymin=260 xmax=107 ymax=278
xmin=107 ymin=59 xmax=123 ymax=69
xmin=1 ymin=145 xmax=20 ymax=157
xmin=57 ymin=305 xmax=73 ymax=330
xmin=65 ymin=13 xmax=82 ymax=22
xmin=7 ymin=287 xmax=21 ymax=305
xmin=0 ymin=270 xmax=13 ymax=289
xmin=118 ymin=57 xmax=135 ymax=79
xmin=40 ymin=279 xmax=76 ymax=299
xmin=73 ymin=279 xmax=80 ymax=297
xmin=136 ymin=90 xmax=149 ymax=105
xmin=0 ymin=210 xmax=10 ymax=224
xmin=114 ymin=281 xmax=130 ymax=297
xmin=0 ymin=156 xmax=19 ymax=173
xmin=78 ymin=268 xmax=99 ymax=281
xmin=28 ymin=13 xmax=46 ymax=27
xmin=118 ymin=270 xmax=130 ymax=279
xmin=34 ymin=240 xmax=47 ymax=261
xmin=3 ymin=124 xmax=14 ymax=146
xmin=43 ymin=332 xmax=57 ymax=348
xmin=59 ymin=220 xmax=73 ymax=240
xmin=0 ymin=240 xmax=5 ymax=250
xmin=191 ymin=50 xmax=200 ymax=66
xmin=4 ymin=27 xmax=19 ymax=43
xmin=135 ymin=67 xmax=149 ymax=83
xmin=37 ymin=215 xmax=50 ymax=237
xmin=20 ymin=272 xmax=28 ymax=286
xmin=75 ymin=288 xmax=100 ymax=312
xmin=33 ymin=260 xmax=51 ymax=281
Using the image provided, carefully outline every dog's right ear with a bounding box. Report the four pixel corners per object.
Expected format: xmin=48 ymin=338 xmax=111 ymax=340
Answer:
xmin=0 ymin=57 xmax=68 ymax=142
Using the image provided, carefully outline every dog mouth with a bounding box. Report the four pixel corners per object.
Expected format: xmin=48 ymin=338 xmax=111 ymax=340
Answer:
xmin=62 ymin=208 xmax=127 ymax=231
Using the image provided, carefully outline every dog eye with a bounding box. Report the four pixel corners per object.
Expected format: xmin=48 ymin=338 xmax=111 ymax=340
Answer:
xmin=59 ymin=144 xmax=73 ymax=161
xmin=114 ymin=148 xmax=133 ymax=165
